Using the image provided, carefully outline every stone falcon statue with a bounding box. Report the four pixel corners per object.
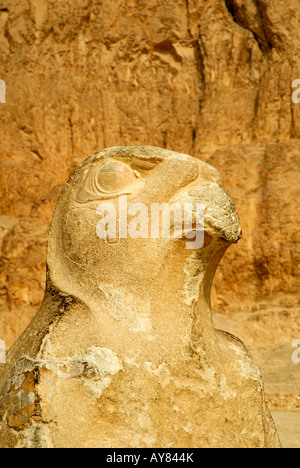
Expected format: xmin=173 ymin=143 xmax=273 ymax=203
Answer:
xmin=0 ymin=146 xmax=281 ymax=448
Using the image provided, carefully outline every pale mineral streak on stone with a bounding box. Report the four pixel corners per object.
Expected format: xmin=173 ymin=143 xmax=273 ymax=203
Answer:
xmin=143 ymin=362 xmax=171 ymax=388
xmin=137 ymin=404 xmax=157 ymax=447
xmin=219 ymin=375 xmax=237 ymax=400
xmin=31 ymin=346 xmax=122 ymax=387
xmin=183 ymin=252 xmax=205 ymax=306
xmin=74 ymin=347 xmax=122 ymax=399
xmin=99 ymin=284 xmax=152 ymax=333
xmin=231 ymin=343 xmax=262 ymax=382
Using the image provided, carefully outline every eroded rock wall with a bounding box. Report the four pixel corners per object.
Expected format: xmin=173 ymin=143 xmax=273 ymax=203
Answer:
xmin=0 ymin=0 xmax=299 ymax=347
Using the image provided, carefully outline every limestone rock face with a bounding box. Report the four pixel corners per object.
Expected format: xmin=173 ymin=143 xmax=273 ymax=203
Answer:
xmin=0 ymin=147 xmax=280 ymax=448
xmin=1 ymin=0 xmax=300 ymax=348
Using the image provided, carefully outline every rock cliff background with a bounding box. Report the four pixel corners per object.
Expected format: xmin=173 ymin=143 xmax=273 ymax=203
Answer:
xmin=0 ymin=0 xmax=299 ymax=446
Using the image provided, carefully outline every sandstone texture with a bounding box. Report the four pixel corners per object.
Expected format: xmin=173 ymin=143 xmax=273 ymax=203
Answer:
xmin=0 ymin=0 xmax=299 ymax=446
xmin=1 ymin=0 xmax=300 ymax=343
xmin=0 ymin=146 xmax=280 ymax=448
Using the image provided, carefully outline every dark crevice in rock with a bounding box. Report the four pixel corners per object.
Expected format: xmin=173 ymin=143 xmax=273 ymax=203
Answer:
xmin=153 ymin=40 xmax=182 ymax=63
xmin=225 ymin=0 xmax=236 ymax=21
xmin=194 ymin=37 xmax=206 ymax=112
xmin=185 ymin=0 xmax=192 ymax=39
xmin=224 ymin=0 xmax=272 ymax=53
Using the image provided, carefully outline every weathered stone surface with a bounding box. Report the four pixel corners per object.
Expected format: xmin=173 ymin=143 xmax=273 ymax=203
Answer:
xmin=1 ymin=0 xmax=300 ymax=350
xmin=0 ymin=146 xmax=280 ymax=448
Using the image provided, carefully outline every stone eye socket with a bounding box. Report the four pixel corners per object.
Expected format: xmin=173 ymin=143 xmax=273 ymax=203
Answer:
xmin=76 ymin=160 xmax=140 ymax=203
xmin=93 ymin=161 xmax=138 ymax=194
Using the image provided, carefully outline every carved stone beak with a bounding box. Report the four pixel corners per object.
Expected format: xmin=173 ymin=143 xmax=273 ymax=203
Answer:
xmin=171 ymin=181 xmax=242 ymax=244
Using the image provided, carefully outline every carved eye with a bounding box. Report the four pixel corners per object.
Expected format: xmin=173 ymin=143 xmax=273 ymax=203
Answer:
xmin=76 ymin=160 xmax=140 ymax=203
